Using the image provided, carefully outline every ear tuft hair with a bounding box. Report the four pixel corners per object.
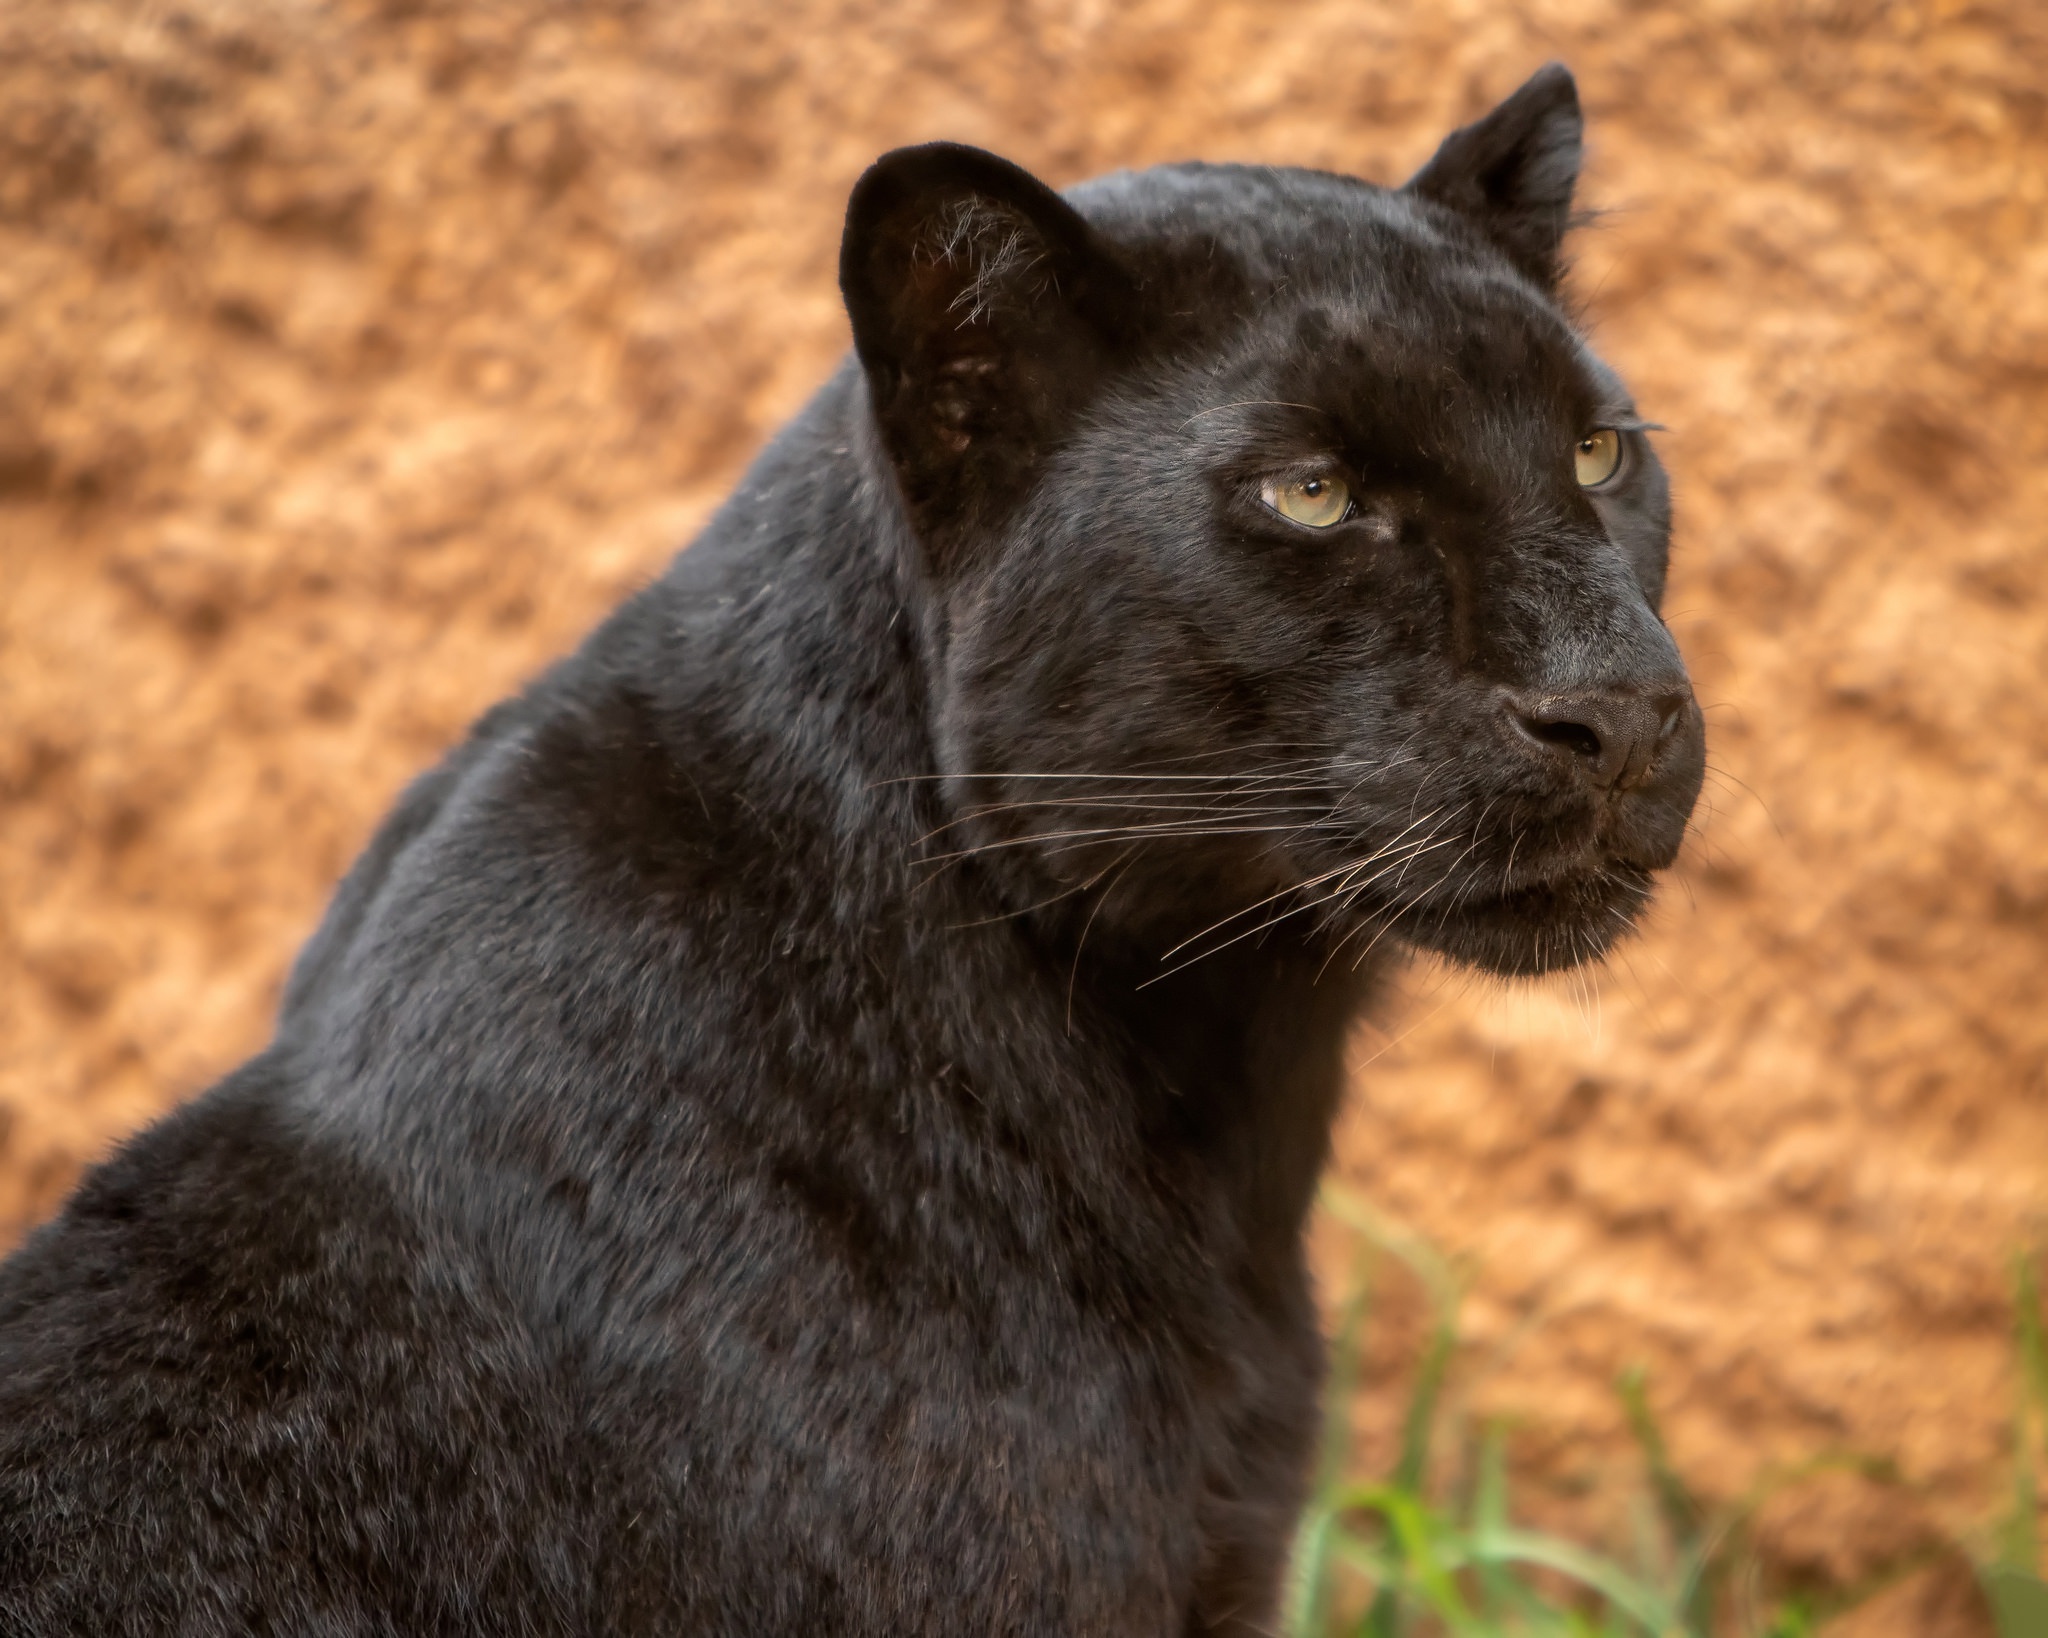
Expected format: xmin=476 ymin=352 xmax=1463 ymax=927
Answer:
xmin=927 ymin=197 xmax=1049 ymax=326
xmin=1404 ymin=63 xmax=1584 ymax=288
xmin=839 ymin=143 xmax=1130 ymax=557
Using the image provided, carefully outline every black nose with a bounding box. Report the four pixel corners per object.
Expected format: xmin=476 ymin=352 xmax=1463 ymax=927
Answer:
xmin=1505 ymin=686 xmax=1692 ymax=790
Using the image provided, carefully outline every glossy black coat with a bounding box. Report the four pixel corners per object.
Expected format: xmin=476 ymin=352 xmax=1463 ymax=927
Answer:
xmin=0 ymin=65 xmax=1702 ymax=1636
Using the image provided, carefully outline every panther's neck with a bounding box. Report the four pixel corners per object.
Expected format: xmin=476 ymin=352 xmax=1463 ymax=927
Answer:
xmin=1082 ymin=925 xmax=1378 ymax=1260
xmin=659 ymin=370 xmax=1373 ymax=1256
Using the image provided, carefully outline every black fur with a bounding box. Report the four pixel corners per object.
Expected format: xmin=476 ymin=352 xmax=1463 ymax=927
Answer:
xmin=0 ymin=66 xmax=1702 ymax=1636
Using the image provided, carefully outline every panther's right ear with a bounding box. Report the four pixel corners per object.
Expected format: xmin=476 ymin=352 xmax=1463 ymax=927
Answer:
xmin=840 ymin=143 xmax=1133 ymax=559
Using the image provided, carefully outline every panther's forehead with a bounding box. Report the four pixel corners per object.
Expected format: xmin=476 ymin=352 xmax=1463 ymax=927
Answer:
xmin=1066 ymin=160 xmax=1418 ymax=272
xmin=1068 ymin=160 xmax=1589 ymax=398
xmin=1102 ymin=280 xmax=1601 ymax=498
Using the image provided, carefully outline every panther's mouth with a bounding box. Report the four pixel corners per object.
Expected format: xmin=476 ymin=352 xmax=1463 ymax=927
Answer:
xmin=1387 ymin=859 xmax=1656 ymax=978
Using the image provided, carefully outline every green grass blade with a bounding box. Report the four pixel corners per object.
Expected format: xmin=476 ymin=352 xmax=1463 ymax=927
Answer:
xmin=1324 ymin=1484 xmax=1482 ymax=1634
xmin=1985 ymin=1566 xmax=2048 ymax=1637
xmin=1288 ymin=1234 xmax=1381 ymax=1638
xmin=1320 ymin=1240 xmax=1378 ymax=1492
xmin=1359 ymin=1585 xmax=1401 ymax=1638
xmin=1469 ymin=1423 xmax=1523 ymax=1622
xmin=1616 ymin=1367 xmax=1702 ymax=1547
xmin=1617 ymin=1366 xmax=1717 ymax=1634
xmin=2020 ymin=1253 xmax=2048 ymax=1425
xmin=1472 ymin=1423 xmax=1509 ymax=1536
xmin=1998 ymin=1254 xmax=2046 ymax=1576
xmin=1397 ymin=1308 xmax=1456 ymax=1497
xmin=1285 ymin=1504 xmax=1340 ymax=1638
xmin=1758 ymin=1598 xmax=1818 ymax=1637
xmin=1472 ymin=1525 xmax=1685 ymax=1634
xmin=1321 ymin=1184 xmax=1462 ymax=1497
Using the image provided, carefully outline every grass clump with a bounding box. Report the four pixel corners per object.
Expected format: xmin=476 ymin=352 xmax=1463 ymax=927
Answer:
xmin=1984 ymin=1256 xmax=2048 ymax=1637
xmin=1284 ymin=1184 xmax=2048 ymax=1637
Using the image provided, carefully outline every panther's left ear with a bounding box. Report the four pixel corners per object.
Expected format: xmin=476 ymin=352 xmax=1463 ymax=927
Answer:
xmin=1404 ymin=63 xmax=1583 ymax=289
xmin=840 ymin=143 xmax=1134 ymax=562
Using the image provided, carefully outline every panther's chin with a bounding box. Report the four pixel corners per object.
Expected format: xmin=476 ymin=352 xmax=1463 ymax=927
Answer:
xmin=1393 ymin=863 xmax=1655 ymax=979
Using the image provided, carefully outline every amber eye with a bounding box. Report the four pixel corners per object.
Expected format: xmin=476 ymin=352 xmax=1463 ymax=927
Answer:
xmin=1574 ymin=428 xmax=1624 ymax=488
xmin=1260 ymin=473 xmax=1351 ymax=529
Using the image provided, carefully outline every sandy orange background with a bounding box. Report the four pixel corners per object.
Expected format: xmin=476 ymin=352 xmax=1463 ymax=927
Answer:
xmin=4 ymin=2 xmax=2046 ymax=1630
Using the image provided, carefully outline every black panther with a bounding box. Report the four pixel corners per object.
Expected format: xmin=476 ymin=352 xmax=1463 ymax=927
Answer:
xmin=0 ymin=64 xmax=1702 ymax=1636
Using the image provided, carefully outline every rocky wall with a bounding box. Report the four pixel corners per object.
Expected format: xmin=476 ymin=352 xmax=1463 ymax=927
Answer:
xmin=4 ymin=3 xmax=2045 ymax=1629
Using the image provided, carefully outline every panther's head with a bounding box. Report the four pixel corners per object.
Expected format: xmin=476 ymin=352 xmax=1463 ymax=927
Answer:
xmin=841 ymin=65 xmax=1704 ymax=980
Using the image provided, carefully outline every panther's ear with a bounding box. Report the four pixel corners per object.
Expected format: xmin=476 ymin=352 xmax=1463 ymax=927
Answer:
xmin=840 ymin=143 xmax=1132 ymax=558
xmin=1404 ymin=63 xmax=1583 ymax=289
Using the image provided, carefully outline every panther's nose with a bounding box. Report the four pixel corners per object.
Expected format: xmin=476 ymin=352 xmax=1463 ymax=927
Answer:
xmin=1504 ymin=686 xmax=1693 ymax=791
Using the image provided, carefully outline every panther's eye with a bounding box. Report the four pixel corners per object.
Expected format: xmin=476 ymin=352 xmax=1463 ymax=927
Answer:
xmin=1260 ymin=474 xmax=1351 ymax=529
xmin=1574 ymin=428 xmax=1624 ymax=488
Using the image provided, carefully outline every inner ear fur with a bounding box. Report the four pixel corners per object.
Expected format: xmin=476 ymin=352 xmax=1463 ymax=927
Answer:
xmin=1404 ymin=62 xmax=1584 ymax=289
xmin=840 ymin=143 xmax=1132 ymax=554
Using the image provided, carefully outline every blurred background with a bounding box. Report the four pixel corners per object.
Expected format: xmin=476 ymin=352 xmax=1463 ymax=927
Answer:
xmin=2 ymin=1 xmax=2045 ymax=1631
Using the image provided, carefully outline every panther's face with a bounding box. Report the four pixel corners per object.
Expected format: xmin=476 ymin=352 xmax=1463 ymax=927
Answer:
xmin=842 ymin=67 xmax=1704 ymax=980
